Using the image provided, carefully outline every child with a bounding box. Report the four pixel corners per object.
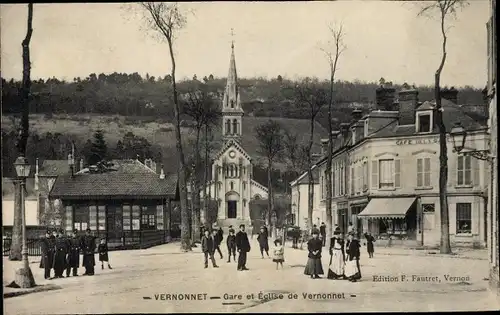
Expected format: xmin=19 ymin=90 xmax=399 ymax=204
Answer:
xmin=98 ymin=238 xmax=112 ymax=270
xmin=272 ymin=239 xmax=285 ymax=269
xmin=226 ymin=229 xmax=236 ymax=263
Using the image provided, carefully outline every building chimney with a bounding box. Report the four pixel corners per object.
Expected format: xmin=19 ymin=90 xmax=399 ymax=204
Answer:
xmin=397 ymin=83 xmax=419 ymax=125
xmin=352 ymin=109 xmax=363 ymax=121
xmin=159 ymin=164 xmax=165 ymax=179
xmin=339 ymin=123 xmax=350 ymax=139
xmin=320 ymin=139 xmax=329 ymax=155
xmin=440 ymin=86 xmax=458 ymax=104
xmin=376 ymin=78 xmax=396 ymax=111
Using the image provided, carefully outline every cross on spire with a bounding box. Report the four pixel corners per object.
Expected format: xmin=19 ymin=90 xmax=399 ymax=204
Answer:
xmin=230 ymin=28 xmax=235 ymax=49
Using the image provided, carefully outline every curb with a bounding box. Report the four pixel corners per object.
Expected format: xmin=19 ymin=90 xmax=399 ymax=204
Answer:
xmin=3 ymin=284 xmax=62 ymax=298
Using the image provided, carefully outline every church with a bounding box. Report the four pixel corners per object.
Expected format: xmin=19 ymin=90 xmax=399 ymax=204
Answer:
xmin=204 ymin=41 xmax=269 ymax=232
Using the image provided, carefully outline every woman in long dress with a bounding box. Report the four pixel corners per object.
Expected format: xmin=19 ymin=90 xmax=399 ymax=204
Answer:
xmin=327 ymin=231 xmax=346 ymax=280
xmin=304 ymin=229 xmax=324 ymax=279
xmin=345 ymin=234 xmax=362 ymax=282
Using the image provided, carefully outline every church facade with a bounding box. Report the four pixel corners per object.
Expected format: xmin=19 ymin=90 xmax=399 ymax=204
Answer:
xmin=204 ymin=42 xmax=269 ymax=231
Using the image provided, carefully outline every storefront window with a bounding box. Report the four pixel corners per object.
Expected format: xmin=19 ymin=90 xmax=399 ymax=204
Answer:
xmin=456 ymin=203 xmax=472 ymax=234
xmin=74 ymin=205 xmax=89 ymax=231
xmin=123 ymin=205 xmax=131 ymax=231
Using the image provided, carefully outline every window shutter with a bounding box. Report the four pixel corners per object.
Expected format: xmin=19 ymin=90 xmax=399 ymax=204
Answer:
xmin=417 ymin=158 xmax=423 ymax=187
xmin=350 ymin=167 xmax=355 ymax=195
xmin=371 ymin=160 xmax=378 ymax=189
xmin=472 ymin=157 xmax=480 ymax=187
xmin=424 ymin=158 xmax=431 ymax=187
xmin=394 ymin=159 xmax=401 ymax=188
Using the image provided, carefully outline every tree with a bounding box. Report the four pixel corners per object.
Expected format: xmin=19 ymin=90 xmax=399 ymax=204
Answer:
xmin=418 ymin=0 xmax=469 ymax=254
xmin=137 ymin=2 xmax=192 ymax=251
xmin=321 ymin=23 xmax=346 ymax=248
xmin=283 ymin=128 xmax=308 ymax=179
xmin=180 ymin=80 xmax=220 ymax=242
xmin=255 ymin=119 xmax=284 ymax=233
xmin=88 ymin=129 xmax=107 ymax=165
xmin=288 ymin=78 xmax=327 ymax=230
xmin=10 ymin=3 xmax=34 ymax=262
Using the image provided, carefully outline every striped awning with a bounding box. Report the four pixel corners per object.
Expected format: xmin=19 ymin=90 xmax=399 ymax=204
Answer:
xmin=357 ymin=197 xmax=416 ymax=219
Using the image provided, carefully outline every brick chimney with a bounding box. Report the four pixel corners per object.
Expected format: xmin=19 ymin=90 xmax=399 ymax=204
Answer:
xmin=320 ymin=139 xmax=329 ymax=155
xmin=441 ymin=86 xmax=458 ymax=104
xmin=352 ymin=109 xmax=363 ymax=121
xmin=376 ymin=78 xmax=396 ymax=111
xmin=398 ymin=83 xmax=419 ymax=125
xmin=339 ymin=123 xmax=350 ymax=139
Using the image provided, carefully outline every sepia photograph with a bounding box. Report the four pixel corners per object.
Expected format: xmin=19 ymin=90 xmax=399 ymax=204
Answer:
xmin=1 ymin=1 xmax=499 ymax=313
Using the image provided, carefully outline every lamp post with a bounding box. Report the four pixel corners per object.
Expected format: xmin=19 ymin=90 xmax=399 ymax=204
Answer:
xmin=13 ymin=155 xmax=36 ymax=288
xmin=450 ymin=122 xmax=494 ymax=162
xmin=271 ymin=211 xmax=277 ymax=240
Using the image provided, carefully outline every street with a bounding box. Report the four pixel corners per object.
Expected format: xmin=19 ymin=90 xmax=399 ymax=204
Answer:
xmin=3 ymin=239 xmax=500 ymax=314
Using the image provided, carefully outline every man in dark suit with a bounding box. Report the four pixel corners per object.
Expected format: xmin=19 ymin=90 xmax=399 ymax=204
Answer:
xmin=52 ymin=229 xmax=69 ymax=278
xmin=320 ymin=222 xmax=327 ymax=246
xmin=214 ymin=227 xmax=224 ymax=259
xmin=66 ymin=229 xmax=81 ymax=277
xmin=39 ymin=230 xmax=55 ymax=279
xmin=235 ymin=224 xmax=251 ymax=271
xmin=201 ymin=229 xmax=219 ymax=269
xmin=81 ymin=228 xmax=96 ymax=276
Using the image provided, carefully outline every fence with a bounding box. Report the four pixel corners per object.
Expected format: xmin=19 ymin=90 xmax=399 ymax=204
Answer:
xmin=2 ymin=238 xmax=42 ymax=256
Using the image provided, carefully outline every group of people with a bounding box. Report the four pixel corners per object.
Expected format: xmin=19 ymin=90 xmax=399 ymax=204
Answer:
xmin=304 ymin=223 xmax=376 ymax=282
xmin=39 ymin=227 xmax=111 ymax=280
xmin=200 ymin=224 xmax=286 ymax=271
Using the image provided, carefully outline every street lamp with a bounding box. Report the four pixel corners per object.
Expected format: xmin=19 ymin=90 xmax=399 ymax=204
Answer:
xmin=271 ymin=211 xmax=277 ymax=239
xmin=13 ymin=156 xmax=36 ymax=288
xmin=450 ymin=122 xmax=493 ymax=162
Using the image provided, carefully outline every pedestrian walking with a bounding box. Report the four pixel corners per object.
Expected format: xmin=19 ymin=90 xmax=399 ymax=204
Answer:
xmin=81 ymin=228 xmax=96 ymax=276
xmin=345 ymin=234 xmax=361 ymax=282
xmin=327 ymin=230 xmax=346 ymax=280
xmin=304 ymin=229 xmax=324 ymax=279
xmin=39 ymin=229 xmax=55 ymax=279
xmin=52 ymin=229 xmax=69 ymax=279
xmin=226 ymin=228 xmax=236 ymax=263
xmin=98 ymin=238 xmax=112 ymax=270
xmin=201 ymin=229 xmax=219 ymax=269
xmin=66 ymin=229 xmax=81 ymax=277
xmin=320 ymin=222 xmax=326 ymax=247
xmin=272 ymin=239 xmax=284 ymax=269
xmin=257 ymin=226 xmax=269 ymax=258
xmin=235 ymin=224 xmax=251 ymax=271
xmin=364 ymin=232 xmax=375 ymax=258
xmin=213 ymin=229 xmax=223 ymax=259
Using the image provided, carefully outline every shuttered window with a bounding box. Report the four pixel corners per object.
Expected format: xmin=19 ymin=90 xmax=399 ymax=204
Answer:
xmin=457 ymin=155 xmax=472 ymax=186
xmin=371 ymin=160 xmax=378 ymax=189
xmin=417 ymin=158 xmax=431 ymax=187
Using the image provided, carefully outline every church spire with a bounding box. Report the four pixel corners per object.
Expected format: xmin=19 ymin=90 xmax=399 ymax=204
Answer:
xmin=222 ymin=29 xmax=244 ymax=143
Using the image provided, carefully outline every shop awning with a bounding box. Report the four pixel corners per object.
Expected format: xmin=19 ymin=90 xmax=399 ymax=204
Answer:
xmin=357 ymin=197 xmax=416 ymax=219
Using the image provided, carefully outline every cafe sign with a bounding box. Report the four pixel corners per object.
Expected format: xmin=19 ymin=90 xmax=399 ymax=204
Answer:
xmin=395 ymin=136 xmax=452 ymax=145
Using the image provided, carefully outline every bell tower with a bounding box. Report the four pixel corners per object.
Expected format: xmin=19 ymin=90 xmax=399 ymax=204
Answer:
xmin=222 ymin=29 xmax=244 ymax=144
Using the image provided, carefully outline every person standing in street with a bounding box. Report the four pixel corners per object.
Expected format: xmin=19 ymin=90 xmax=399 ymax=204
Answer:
xmin=272 ymin=239 xmax=285 ymax=269
xmin=304 ymin=229 xmax=324 ymax=279
xmin=212 ymin=229 xmax=223 ymax=260
xmin=201 ymin=229 xmax=219 ymax=269
xmin=52 ymin=229 xmax=69 ymax=279
xmin=235 ymin=224 xmax=251 ymax=271
xmin=320 ymin=222 xmax=327 ymax=247
xmin=226 ymin=228 xmax=236 ymax=263
xmin=257 ymin=226 xmax=270 ymax=258
xmin=363 ymin=232 xmax=375 ymax=258
xmin=81 ymin=228 xmax=96 ymax=276
xmin=345 ymin=234 xmax=362 ymax=282
xmin=98 ymin=238 xmax=112 ymax=270
xmin=39 ymin=229 xmax=55 ymax=279
xmin=327 ymin=230 xmax=346 ymax=280
xmin=66 ymin=229 xmax=81 ymax=277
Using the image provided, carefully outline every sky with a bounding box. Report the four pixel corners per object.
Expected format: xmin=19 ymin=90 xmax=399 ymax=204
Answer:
xmin=0 ymin=1 xmax=490 ymax=88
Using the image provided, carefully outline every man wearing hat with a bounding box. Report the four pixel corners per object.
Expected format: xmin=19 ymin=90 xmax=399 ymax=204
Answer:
xmin=235 ymin=224 xmax=251 ymax=271
xmin=81 ymin=228 xmax=96 ymax=276
xmin=39 ymin=229 xmax=55 ymax=279
xmin=52 ymin=228 xmax=69 ymax=278
xmin=66 ymin=229 xmax=81 ymax=277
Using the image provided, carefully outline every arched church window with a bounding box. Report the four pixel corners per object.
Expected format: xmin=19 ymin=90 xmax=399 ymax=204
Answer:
xmin=232 ymin=119 xmax=238 ymax=135
xmin=230 ymin=181 xmax=234 ymax=190
xmin=225 ymin=119 xmax=231 ymax=135
xmin=230 ymin=164 xmax=234 ymax=177
xmin=243 ymin=182 xmax=246 ymax=190
xmin=230 ymin=100 xmax=234 ymax=108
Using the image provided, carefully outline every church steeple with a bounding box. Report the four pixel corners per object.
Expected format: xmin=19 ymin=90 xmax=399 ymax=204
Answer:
xmin=222 ymin=30 xmax=244 ymax=143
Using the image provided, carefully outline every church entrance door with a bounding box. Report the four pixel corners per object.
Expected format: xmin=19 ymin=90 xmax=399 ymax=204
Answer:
xmin=227 ymin=201 xmax=237 ymax=219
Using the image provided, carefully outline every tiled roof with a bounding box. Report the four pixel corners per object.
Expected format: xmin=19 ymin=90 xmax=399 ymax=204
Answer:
xmin=39 ymin=160 xmax=69 ymax=176
xmin=371 ymin=99 xmax=485 ymax=138
xmin=49 ymin=172 xmax=178 ymax=199
xmin=2 ymin=177 xmax=37 ymax=199
xmin=77 ymin=159 xmax=157 ymax=174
